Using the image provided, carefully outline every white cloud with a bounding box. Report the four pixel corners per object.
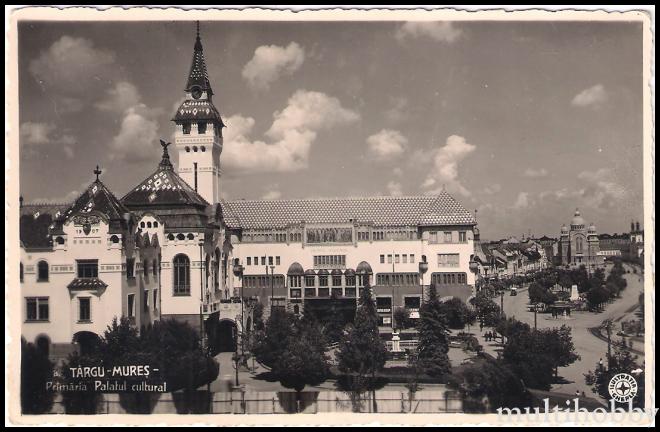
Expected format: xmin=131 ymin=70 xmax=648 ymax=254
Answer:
xmin=513 ymin=192 xmax=531 ymax=209
xmin=482 ymin=184 xmax=502 ymax=195
xmin=422 ymin=135 xmax=476 ymax=197
xmin=242 ymin=42 xmax=305 ymax=91
xmin=95 ymin=81 xmax=142 ymax=113
xmin=366 ymin=129 xmax=408 ymax=162
xmin=523 ymin=167 xmax=548 ymax=178
xmin=571 ymin=84 xmax=608 ymax=108
xmin=393 ymin=167 xmax=404 ymax=177
xmin=262 ymin=187 xmax=283 ymax=200
xmin=386 ymin=181 xmax=403 ymax=196
xmin=108 ymin=105 xmax=161 ymax=163
xmin=29 ymin=36 xmax=116 ymax=101
xmin=577 ymin=168 xmax=626 ymax=208
xmin=20 ymin=122 xmax=76 ymax=159
xmin=223 ymin=90 xmax=359 ymax=173
xmin=396 ymin=22 xmax=462 ymax=43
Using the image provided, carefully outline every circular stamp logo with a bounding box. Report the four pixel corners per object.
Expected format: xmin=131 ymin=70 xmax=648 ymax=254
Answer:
xmin=608 ymin=373 xmax=638 ymax=403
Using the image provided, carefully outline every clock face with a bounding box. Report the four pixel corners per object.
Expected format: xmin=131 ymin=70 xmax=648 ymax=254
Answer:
xmin=191 ymin=86 xmax=202 ymax=99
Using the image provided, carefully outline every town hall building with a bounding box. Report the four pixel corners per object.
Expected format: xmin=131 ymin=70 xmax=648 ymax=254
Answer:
xmin=20 ymin=25 xmax=478 ymax=357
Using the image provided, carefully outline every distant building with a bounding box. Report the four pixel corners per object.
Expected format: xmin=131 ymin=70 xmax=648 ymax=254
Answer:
xmin=597 ymin=233 xmax=629 ymax=257
xmin=629 ymin=220 xmax=644 ymax=258
xmin=558 ymin=209 xmax=603 ymax=269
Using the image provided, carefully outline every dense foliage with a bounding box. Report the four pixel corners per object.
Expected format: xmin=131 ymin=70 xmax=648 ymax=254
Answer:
xmin=21 ymin=338 xmax=55 ymax=414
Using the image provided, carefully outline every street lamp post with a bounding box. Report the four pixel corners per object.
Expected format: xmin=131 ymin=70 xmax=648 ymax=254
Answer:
xmin=418 ymin=256 xmax=428 ymax=303
xmin=198 ymin=241 xmax=205 ymax=353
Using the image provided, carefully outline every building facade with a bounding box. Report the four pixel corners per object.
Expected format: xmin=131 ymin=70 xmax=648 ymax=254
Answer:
xmin=19 ymin=26 xmax=479 ymax=351
xmin=558 ymin=209 xmax=603 ymax=269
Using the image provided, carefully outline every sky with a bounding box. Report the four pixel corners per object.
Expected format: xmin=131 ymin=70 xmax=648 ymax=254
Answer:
xmin=17 ymin=20 xmax=645 ymax=240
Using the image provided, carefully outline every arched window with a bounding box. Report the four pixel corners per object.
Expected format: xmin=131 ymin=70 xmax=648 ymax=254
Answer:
xmin=37 ymin=260 xmax=49 ymax=282
xmin=147 ymin=222 xmax=152 ymax=228
xmin=576 ymin=237 xmax=584 ymax=254
xmin=110 ymin=235 xmax=120 ymax=244
xmin=153 ymin=222 xmax=158 ymax=228
xmin=152 ymin=259 xmax=158 ymax=276
xmin=56 ymin=236 xmax=65 ymax=245
xmin=173 ymin=254 xmax=190 ymax=295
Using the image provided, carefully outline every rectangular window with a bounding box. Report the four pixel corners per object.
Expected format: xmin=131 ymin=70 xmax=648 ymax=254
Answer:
xmin=77 ymin=260 xmax=99 ymax=278
xmin=261 ymin=256 xmax=266 ymax=266
xmin=444 ymin=232 xmax=453 ymax=243
xmin=127 ymin=294 xmax=135 ymax=318
xmin=410 ymin=254 xmax=415 ymax=263
xmin=290 ymin=288 xmax=301 ymax=298
xmin=318 ymin=288 xmax=330 ymax=297
xmin=332 ymin=275 xmax=342 ymax=287
xmin=305 ymin=275 xmax=316 ymax=287
xmin=380 ymin=255 xmax=385 ymax=264
xmin=26 ymin=297 xmax=49 ymax=321
xmin=319 ymin=275 xmax=329 ymax=287
xmin=387 ymin=255 xmax=392 ymax=264
xmin=395 ymin=254 xmax=400 ymax=264
xmin=247 ymin=257 xmax=251 ymax=266
xmin=254 ymin=257 xmax=259 ymax=266
xmin=198 ymin=122 xmax=207 ymax=134
xmin=126 ymin=258 xmax=135 ymax=279
xmin=345 ymin=275 xmax=356 ymax=287
xmin=438 ymin=253 xmax=460 ymax=267
xmin=305 ymin=288 xmax=316 ymax=297
xmin=289 ymin=276 xmax=302 ymax=287
xmin=182 ymin=123 xmax=191 ymax=135
xmin=331 ymin=288 xmax=342 ymax=297
xmin=429 ymin=231 xmax=438 ymax=243
xmin=143 ymin=291 xmax=149 ymax=312
xmin=153 ymin=289 xmax=158 ymax=309
xmin=459 ymin=231 xmax=467 ymax=243
xmin=431 ymin=272 xmax=467 ymax=285
xmin=276 ymin=256 xmax=281 ymax=265
xmin=404 ymin=296 xmax=421 ymax=310
xmin=402 ymin=255 xmax=408 ymax=264
xmin=79 ymin=297 xmax=91 ymax=322
xmin=268 ymin=256 xmax=273 ymax=266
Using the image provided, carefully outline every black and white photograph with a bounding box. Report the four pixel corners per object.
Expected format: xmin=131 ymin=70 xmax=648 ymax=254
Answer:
xmin=6 ymin=6 xmax=654 ymax=427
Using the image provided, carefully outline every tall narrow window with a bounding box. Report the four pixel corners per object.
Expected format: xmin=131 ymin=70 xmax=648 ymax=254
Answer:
xmin=193 ymin=162 xmax=198 ymax=192
xmin=143 ymin=291 xmax=149 ymax=312
xmin=127 ymin=294 xmax=135 ymax=319
xmin=37 ymin=261 xmax=49 ymax=282
xmin=79 ymin=298 xmax=91 ymax=322
xmin=182 ymin=123 xmax=191 ymax=134
xmin=459 ymin=231 xmax=467 ymax=243
xmin=20 ymin=263 xmax=24 ymax=283
xmin=126 ymin=258 xmax=135 ymax=279
xmin=153 ymin=289 xmax=158 ymax=309
xmin=198 ymin=122 xmax=207 ymax=134
xmin=173 ymin=254 xmax=191 ymax=295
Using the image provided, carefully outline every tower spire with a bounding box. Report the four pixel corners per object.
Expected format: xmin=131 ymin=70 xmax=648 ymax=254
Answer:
xmin=185 ymin=20 xmax=212 ymax=95
xmin=159 ymin=140 xmax=173 ymax=170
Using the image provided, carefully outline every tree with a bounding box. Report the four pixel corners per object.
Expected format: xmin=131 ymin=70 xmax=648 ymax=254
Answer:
xmin=528 ymin=282 xmax=557 ymax=305
xmin=252 ymin=301 xmax=265 ymax=331
xmin=253 ymin=308 xmax=297 ymax=368
xmin=473 ymin=290 xmax=501 ymax=327
xmin=324 ymin=297 xmax=349 ymax=343
xmin=21 ymin=338 xmax=54 ymax=414
xmin=416 ymin=285 xmax=451 ymax=380
xmin=456 ymin=359 xmax=531 ymax=412
xmin=541 ymin=325 xmax=581 ymax=377
xmin=585 ymin=338 xmax=645 ymax=408
xmin=337 ymin=282 xmax=388 ymax=395
xmin=439 ymin=297 xmax=474 ymax=329
xmin=586 ymin=286 xmax=610 ymax=311
xmin=393 ymin=307 xmax=413 ymax=330
xmin=272 ymin=318 xmax=330 ymax=398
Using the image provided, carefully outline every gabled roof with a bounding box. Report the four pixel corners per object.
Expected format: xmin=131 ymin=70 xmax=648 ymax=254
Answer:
xmin=121 ymin=142 xmax=209 ymax=209
xmin=220 ymin=192 xmax=475 ymax=230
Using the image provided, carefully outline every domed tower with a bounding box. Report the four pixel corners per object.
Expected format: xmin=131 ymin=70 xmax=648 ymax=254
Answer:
xmin=587 ymin=222 xmax=601 ymax=267
xmin=570 ymin=208 xmax=585 ymax=230
xmin=173 ymin=22 xmax=225 ymax=205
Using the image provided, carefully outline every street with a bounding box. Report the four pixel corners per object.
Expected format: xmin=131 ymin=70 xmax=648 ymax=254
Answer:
xmin=496 ymin=263 xmax=645 ymax=398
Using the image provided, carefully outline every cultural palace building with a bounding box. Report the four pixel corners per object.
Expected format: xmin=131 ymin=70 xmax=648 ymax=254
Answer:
xmin=19 ymin=25 xmax=477 ymax=357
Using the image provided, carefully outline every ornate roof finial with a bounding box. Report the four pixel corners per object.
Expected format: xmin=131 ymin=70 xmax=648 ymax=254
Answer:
xmin=196 ymin=20 xmax=200 ymax=39
xmin=159 ymin=140 xmax=173 ymax=170
xmin=94 ymin=165 xmax=102 ymax=182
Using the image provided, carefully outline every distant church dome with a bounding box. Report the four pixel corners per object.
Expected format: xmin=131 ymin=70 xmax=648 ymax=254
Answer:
xmin=561 ymin=224 xmax=569 ymax=233
xmin=588 ymin=223 xmax=597 ymax=233
xmin=571 ymin=208 xmax=585 ymax=227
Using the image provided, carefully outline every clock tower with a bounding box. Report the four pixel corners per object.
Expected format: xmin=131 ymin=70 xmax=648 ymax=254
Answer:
xmin=173 ymin=23 xmax=225 ymax=205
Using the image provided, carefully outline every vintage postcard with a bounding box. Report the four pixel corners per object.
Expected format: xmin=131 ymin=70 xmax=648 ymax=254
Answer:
xmin=5 ymin=6 xmax=655 ymax=427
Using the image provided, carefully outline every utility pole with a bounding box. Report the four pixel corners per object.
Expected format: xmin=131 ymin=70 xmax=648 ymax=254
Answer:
xmin=605 ymin=320 xmax=613 ymax=369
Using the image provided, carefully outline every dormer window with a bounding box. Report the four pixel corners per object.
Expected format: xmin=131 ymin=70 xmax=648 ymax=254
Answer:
xmin=182 ymin=123 xmax=191 ymax=135
xmin=198 ymin=122 xmax=207 ymax=134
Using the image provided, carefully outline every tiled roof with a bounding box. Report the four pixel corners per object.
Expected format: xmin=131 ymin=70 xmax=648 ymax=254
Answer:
xmin=61 ymin=180 xmax=130 ymax=222
xmin=20 ymin=203 xmax=68 ymax=249
xmin=121 ymin=148 xmax=209 ymax=209
xmin=220 ymin=192 xmax=475 ymax=229
xmin=185 ymin=33 xmax=212 ymax=93
xmin=172 ymin=99 xmax=223 ymax=124
xmin=67 ymin=277 xmax=108 ymax=291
